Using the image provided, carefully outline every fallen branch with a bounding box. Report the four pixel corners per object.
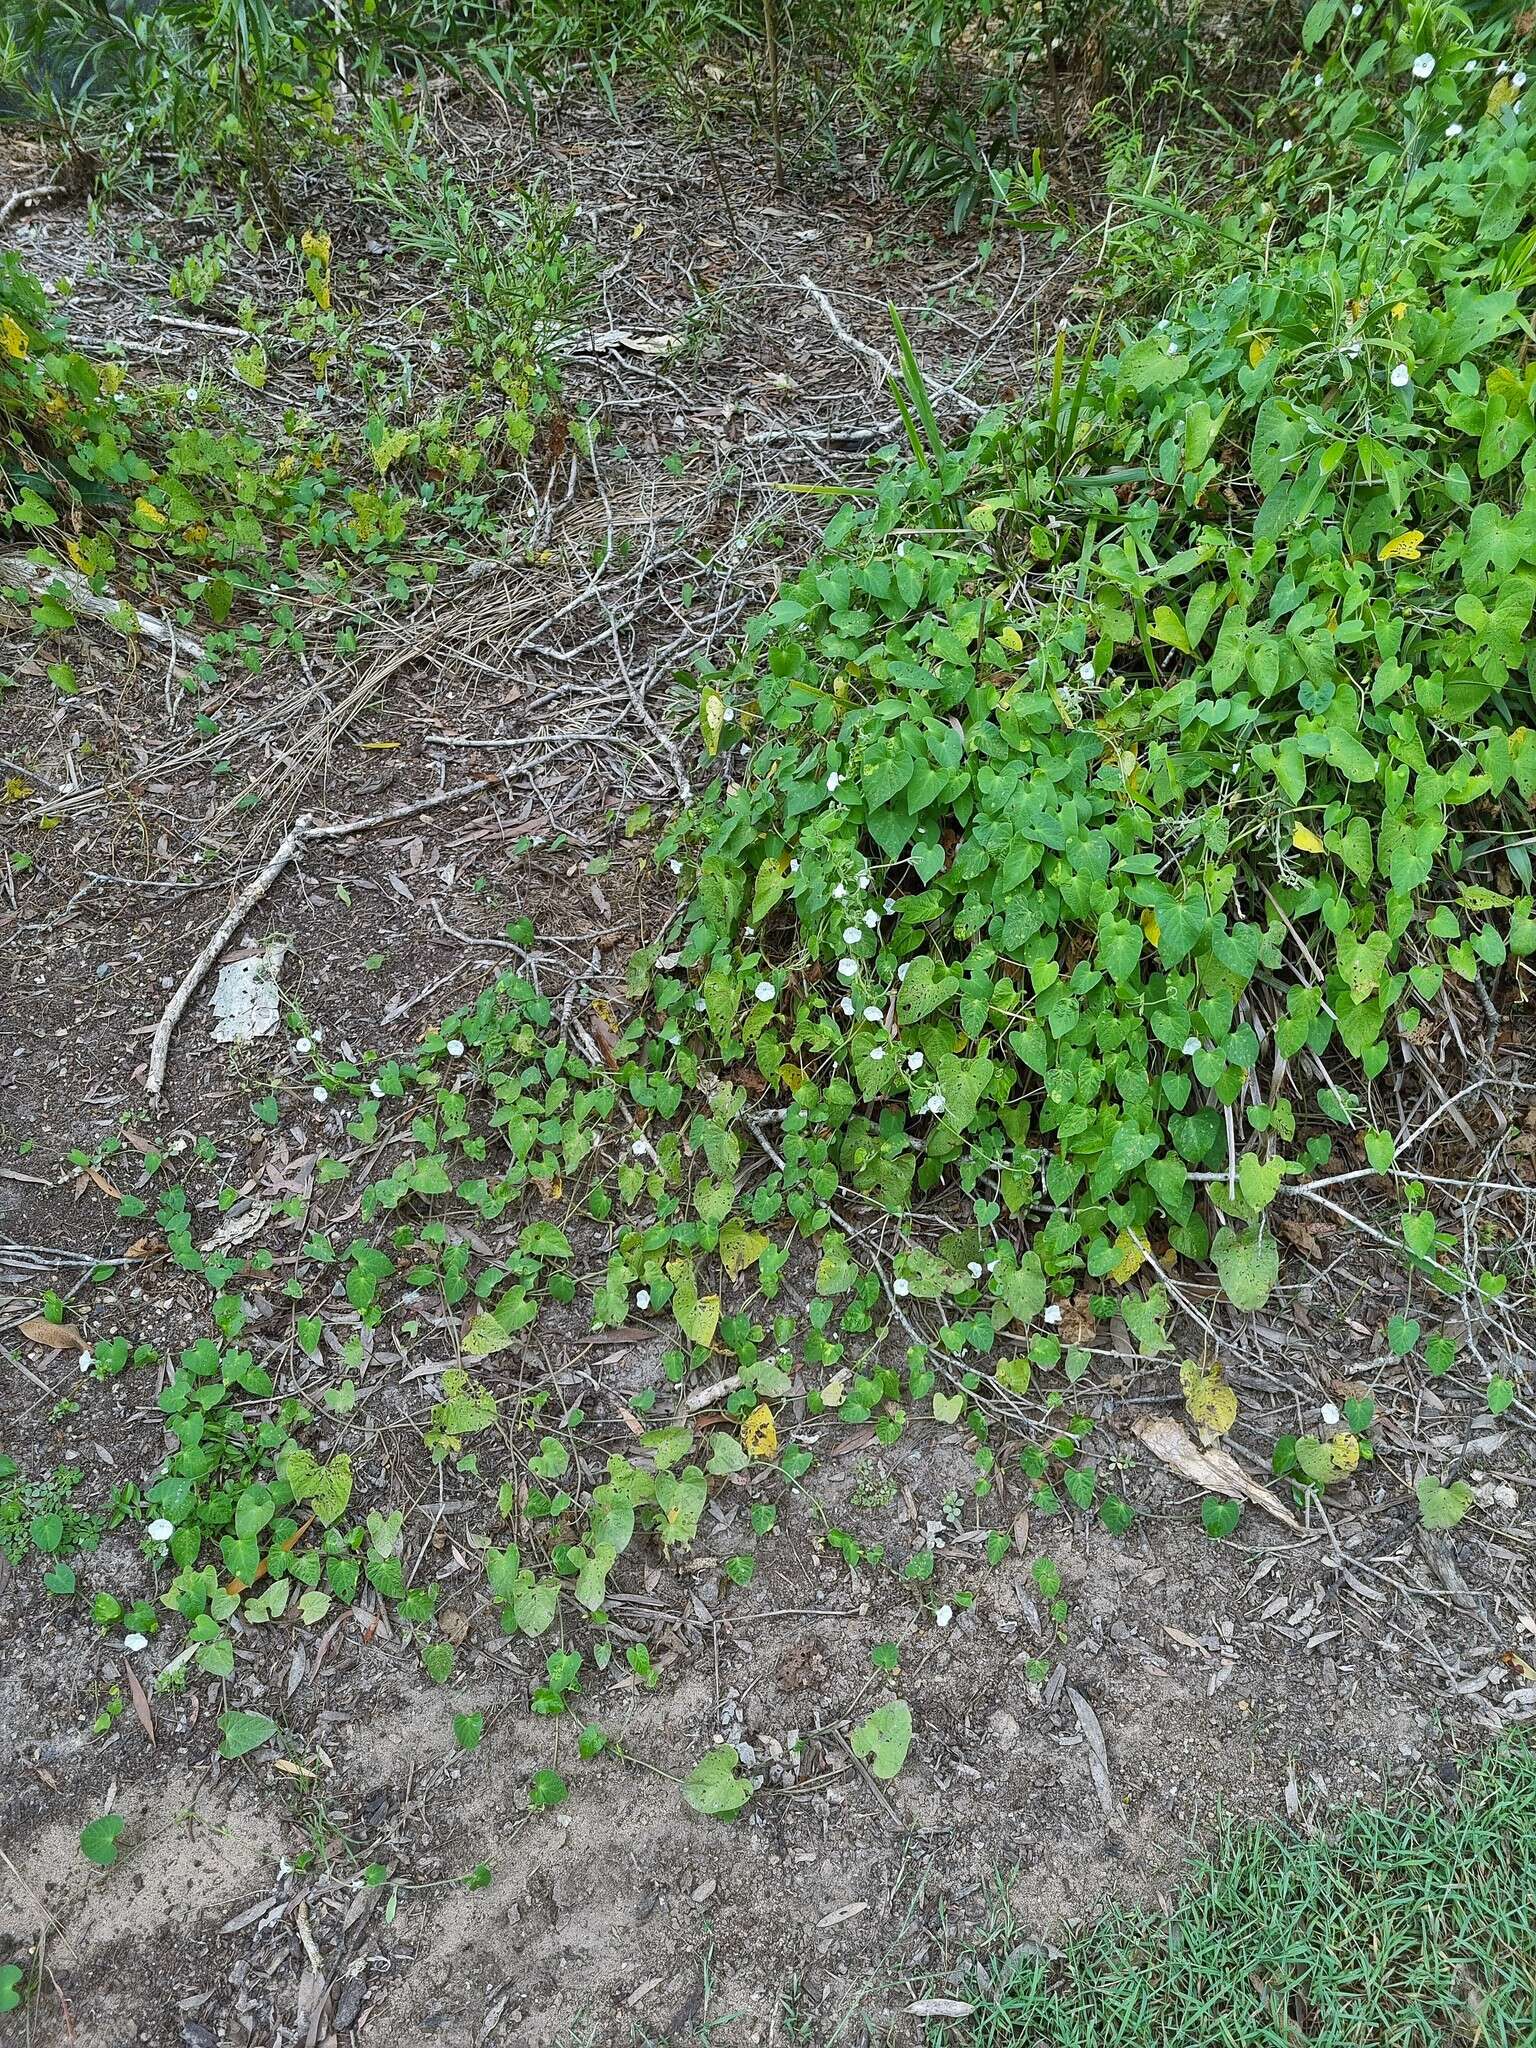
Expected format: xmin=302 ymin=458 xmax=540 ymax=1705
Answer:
xmin=145 ymin=778 xmax=496 ymax=1098
xmin=1 ymin=553 xmax=205 ymax=667
xmin=0 ymin=182 xmax=64 ymax=228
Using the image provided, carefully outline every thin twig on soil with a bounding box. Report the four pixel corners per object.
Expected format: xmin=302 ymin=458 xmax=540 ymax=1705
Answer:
xmin=144 ymin=778 xmax=497 ymax=1098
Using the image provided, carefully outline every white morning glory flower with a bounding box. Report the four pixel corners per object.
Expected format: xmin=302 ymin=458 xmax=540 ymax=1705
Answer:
xmin=636 ymin=1289 xmax=650 ymax=1309
xmin=294 ymin=1035 xmax=313 ymax=1055
xmin=1183 ymin=1036 xmax=1202 ymax=1055
xmin=832 ymin=883 xmax=846 ymax=900
xmin=893 ymin=1277 xmax=911 ymax=1297
xmin=370 ymin=1080 xmax=384 ymax=1098
xmin=446 ymin=1039 xmax=465 ymax=1057
xmin=755 ymin=981 xmax=775 ymax=1002
xmin=1411 ymin=52 xmax=1435 ymax=79
xmin=668 ymin=858 xmax=682 ymax=874
xmin=312 ymin=1085 xmax=329 ymax=1103
xmin=1078 ymin=660 xmax=1095 ymax=683
xmin=123 ymin=1633 xmax=148 ymax=1652
xmin=1043 ymin=1303 xmax=1063 ymax=1325
xmin=839 ymin=996 xmax=854 ymax=1016
xmin=843 ymin=926 xmax=861 ymax=945
xmin=1516 ymin=70 xmax=1528 ymax=88
xmin=1390 ymin=363 xmax=1411 ymax=388
xmin=862 ymin=1004 xmax=883 ymax=1022
xmin=826 ymin=772 xmax=841 ymax=792
xmin=967 ymin=1262 xmax=983 ymax=1279
xmin=1445 ymin=121 xmax=1462 ymax=136
xmin=925 ymin=1092 xmax=947 ymax=1115
xmin=147 ymin=1518 xmax=175 ymax=1543
xmin=907 ymin=1051 xmax=924 ymax=1071
xmin=789 ymin=858 xmax=799 ymax=873
xmin=869 ymin=1045 xmax=885 ymax=1062
xmin=838 ymin=957 xmax=858 ymax=978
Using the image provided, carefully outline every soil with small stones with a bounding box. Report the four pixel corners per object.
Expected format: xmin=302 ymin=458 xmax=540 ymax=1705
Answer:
xmin=3 ymin=89 xmax=1536 ymax=2048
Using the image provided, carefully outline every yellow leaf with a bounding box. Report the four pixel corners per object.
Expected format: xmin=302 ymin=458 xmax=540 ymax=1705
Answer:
xmin=300 ymin=227 xmax=332 ymax=263
xmin=998 ymin=625 xmax=1024 ymax=653
xmin=719 ymin=1220 xmax=771 ymax=1282
xmin=1248 ymin=336 xmax=1272 ymax=367
xmin=1108 ymin=1229 xmax=1148 ymax=1286
xmin=699 ymin=686 xmax=727 ymax=756
xmin=819 ymin=1373 xmax=847 ymax=1408
xmin=1348 ymin=296 xmax=1368 ymax=321
xmin=1489 ymin=76 xmax=1516 ymax=117
xmin=1390 ymin=300 xmax=1407 ymax=321
xmin=1292 ymin=824 xmax=1325 ymax=854
xmin=742 ymin=1403 xmax=778 ymax=1459
xmin=1378 ymin=529 xmax=1424 ymax=563
xmin=0 ymin=311 xmax=29 ymax=360
xmin=1180 ymin=1358 xmax=1238 ymax=1442
xmin=631 ymin=220 xmax=646 ymax=240
xmin=133 ymin=495 xmax=168 ymax=529
xmin=1140 ymin=906 xmax=1161 ymax=946
xmin=4 ymin=776 xmax=33 ymax=801
xmin=1326 ymin=1430 xmax=1360 ymax=1476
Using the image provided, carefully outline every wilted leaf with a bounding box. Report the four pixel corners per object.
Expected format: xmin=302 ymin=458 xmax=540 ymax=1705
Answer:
xmin=1180 ymin=1358 xmax=1237 ymax=1441
xmin=742 ymin=1403 xmax=778 ymax=1459
xmin=19 ymin=1316 xmax=87 ymax=1353
xmin=1132 ymin=1414 xmax=1301 ymax=1529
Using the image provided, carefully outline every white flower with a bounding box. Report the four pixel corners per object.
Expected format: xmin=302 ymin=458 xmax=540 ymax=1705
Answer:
xmin=1078 ymin=660 xmax=1095 ymax=683
xmin=1314 ymin=72 xmax=1324 ymax=86
xmin=294 ymin=1036 xmax=313 ymax=1055
xmin=1167 ymin=340 xmax=1179 ymax=356
xmin=1345 ymin=340 xmax=1362 ymax=358
xmin=925 ymin=1092 xmax=947 ymax=1115
xmin=370 ymin=1079 xmax=384 ymax=1098
xmin=1465 ymin=59 xmax=1479 ymax=74
xmin=789 ymin=859 xmax=799 ymax=873
xmin=935 ymin=1604 xmax=954 ymax=1628
xmin=862 ymin=1004 xmax=883 ymax=1022
xmin=446 ymin=1039 xmax=465 ymax=1057
xmin=312 ymin=1085 xmax=329 ymax=1103
xmin=897 ymin=961 xmax=912 ymax=981
xmin=863 ymin=910 xmax=879 ymax=930
xmin=123 ymin=1633 xmax=148 ymax=1653
xmin=907 ymin=1051 xmax=924 ymax=1071
xmin=884 ymin=897 xmax=895 ymax=913
xmin=1390 ymin=363 xmax=1411 ymax=388
xmin=631 ymin=1137 xmax=648 ymax=1155
xmin=894 ymin=1277 xmax=911 ymax=1297
xmin=832 ymin=883 xmax=846 ymax=900
xmin=755 ymin=980 xmax=775 ymax=1002
xmin=668 ymin=858 xmax=682 ymax=874
xmin=1281 ymin=138 xmax=1294 ymax=152
xmin=967 ymin=1261 xmax=983 ymax=1279
xmin=1516 ymin=71 xmax=1528 ymax=89
xmin=694 ymin=997 xmax=706 ymax=1011
xmin=839 ymin=996 xmax=854 ymax=1016
xmin=186 ymin=386 xmax=199 ymax=403
xmin=1043 ymin=1303 xmax=1063 ymax=1326
xmin=843 ymin=925 xmax=861 ymax=945
xmin=838 ymin=957 xmax=858 ymax=978
xmin=147 ymin=1518 xmax=175 ymax=1543
xmin=1183 ymin=1036 xmax=1202 ymax=1055
xmin=636 ymin=1289 xmax=650 ymax=1309
xmin=1445 ymin=121 xmax=1462 ymax=136
xmin=868 ymin=1045 xmax=885 ymax=1062
xmin=826 ymin=772 xmax=841 ymax=792
xmin=1498 ymin=60 xmax=1509 ymax=75
xmin=1320 ymin=1401 xmax=1341 ymax=1427
xmin=857 ymin=873 xmax=871 ymax=891
xmin=1350 ymin=3 xmax=1361 ymax=14
xmin=1411 ymin=52 xmax=1435 ymax=80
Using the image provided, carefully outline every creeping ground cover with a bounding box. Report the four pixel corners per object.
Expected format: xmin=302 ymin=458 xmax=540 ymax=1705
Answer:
xmin=657 ymin=2 xmax=1536 ymax=1323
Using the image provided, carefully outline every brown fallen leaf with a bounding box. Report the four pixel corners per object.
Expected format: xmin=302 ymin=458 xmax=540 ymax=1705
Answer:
xmin=1067 ymin=1686 xmax=1124 ymax=1832
xmin=19 ymin=1315 xmax=87 ymax=1353
xmin=1132 ymin=1413 xmax=1302 ymax=1530
xmin=122 ymin=1659 xmax=156 ymax=1745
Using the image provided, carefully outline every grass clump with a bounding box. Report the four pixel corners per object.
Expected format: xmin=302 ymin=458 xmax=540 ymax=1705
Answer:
xmin=652 ymin=8 xmax=1536 ymax=1315
xmin=945 ymin=1738 xmax=1536 ymax=2047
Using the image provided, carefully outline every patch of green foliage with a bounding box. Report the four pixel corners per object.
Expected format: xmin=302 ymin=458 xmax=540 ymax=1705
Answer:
xmin=654 ymin=6 xmax=1536 ymax=1311
xmin=945 ymin=1736 xmax=1536 ymax=2048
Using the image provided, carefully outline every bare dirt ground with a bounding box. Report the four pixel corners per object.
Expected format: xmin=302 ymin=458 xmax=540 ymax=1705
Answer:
xmin=2 ymin=89 xmax=1535 ymax=2048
